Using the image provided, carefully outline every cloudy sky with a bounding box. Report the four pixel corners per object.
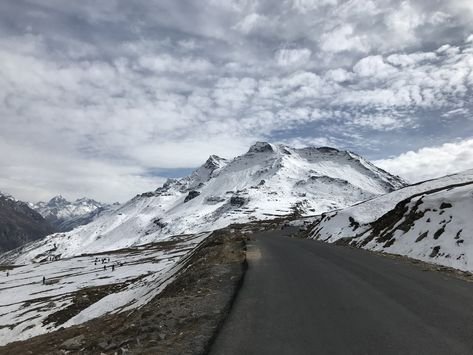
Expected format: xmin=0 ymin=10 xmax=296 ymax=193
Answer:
xmin=1 ymin=0 xmax=473 ymax=203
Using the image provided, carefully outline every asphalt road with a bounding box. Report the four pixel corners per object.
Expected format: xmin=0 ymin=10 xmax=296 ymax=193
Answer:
xmin=209 ymin=230 xmax=473 ymax=355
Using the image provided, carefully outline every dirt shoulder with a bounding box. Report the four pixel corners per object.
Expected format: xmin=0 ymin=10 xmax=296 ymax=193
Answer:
xmin=0 ymin=229 xmax=247 ymax=355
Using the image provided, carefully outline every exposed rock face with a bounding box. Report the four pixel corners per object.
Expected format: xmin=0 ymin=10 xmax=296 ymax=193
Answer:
xmin=203 ymin=155 xmax=227 ymax=171
xmin=184 ymin=190 xmax=201 ymax=203
xmin=230 ymin=196 xmax=247 ymax=207
xmin=248 ymin=141 xmax=275 ymax=154
xmin=316 ymin=147 xmax=339 ymax=153
xmin=0 ymin=192 xmax=55 ymax=253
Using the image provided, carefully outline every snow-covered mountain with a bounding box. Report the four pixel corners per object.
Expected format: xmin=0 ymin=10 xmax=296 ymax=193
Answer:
xmin=0 ymin=191 xmax=55 ymax=252
xmin=31 ymin=196 xmax=114 ymax=232
xmin=11 ymin=142 xmax=405 ymax=262
xmin=309 ymin=169 xmax=473 ymax=271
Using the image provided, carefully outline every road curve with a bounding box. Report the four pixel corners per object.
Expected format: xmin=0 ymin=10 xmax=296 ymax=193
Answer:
xmin=209 ymin=230 xmax=473 ymax=355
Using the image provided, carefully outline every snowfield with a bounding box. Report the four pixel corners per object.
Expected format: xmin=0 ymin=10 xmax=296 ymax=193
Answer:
xmin=0 ymin=232 xmax=209 ymax=346
xmin=14 ymin=142 xmax=405 ymax=260
xmin=309 ymin=169 xmax=473 ymax=272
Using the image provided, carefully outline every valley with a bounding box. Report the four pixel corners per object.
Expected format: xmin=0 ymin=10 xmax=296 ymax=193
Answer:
xmin=1 ymin=142 xmax=473 ymax=354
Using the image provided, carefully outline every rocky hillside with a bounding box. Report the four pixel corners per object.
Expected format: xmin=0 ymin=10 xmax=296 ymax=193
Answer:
xmin=11 ymin=142 xmax=405 ymax=261
xmin=31 ymin=196 xmax=113 ymax=232
xmin=0 ymin=192 xmax=56 ymax=253
xmin=309 ymin=169 xmax=473 ymax=271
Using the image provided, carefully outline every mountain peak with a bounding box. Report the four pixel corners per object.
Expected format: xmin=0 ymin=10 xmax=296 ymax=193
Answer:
xmin=17 ymin=140 xmax=408 ymax=259
xmin=0 ymin=191 xmax=15 ymax=201
xmin=185 ymin=155 xmax=228 ymax=188
xmin=48 ymin=195 xmax=68 ymax=205
xmin=203 ymin=155 xmax=227 ymax=170
xmin=248 ymin=141 xmax=275 ymax=154
xmin=75 ymin=197 xmax=99 ymax=204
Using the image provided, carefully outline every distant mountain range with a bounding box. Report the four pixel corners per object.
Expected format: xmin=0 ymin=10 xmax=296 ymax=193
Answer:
xmin=30 ymin=195 xmax=117 ymax=232
xmin=8 ymin=142 xmax=406 ymax=261
xmin=0 ymin=193 xmax=115 ymax=253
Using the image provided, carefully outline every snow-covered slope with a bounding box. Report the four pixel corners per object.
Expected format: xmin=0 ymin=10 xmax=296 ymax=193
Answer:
xmin=309 ymin=169 xmax=473 ymax=271
xmin=13 ymin=142 xmax=405 ymax=261
xmin=31 ymin=196 xmax=114 ymax=232
xmin=0 ymin=232 xmax=209 ymax=345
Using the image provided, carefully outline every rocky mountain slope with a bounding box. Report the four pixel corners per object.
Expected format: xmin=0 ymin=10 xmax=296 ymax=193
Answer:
xmin=10 ymin=142 xmax=405 ymax=261
xmin=309 ymin=169 xmax=473 ymax=271
xmin=0 ymin=192 xmax=56 ymax=253
xmin=31 ymin=196 xmax=114 ymax=232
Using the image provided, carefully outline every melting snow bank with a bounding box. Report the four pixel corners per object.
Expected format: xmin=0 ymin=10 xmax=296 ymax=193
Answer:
xmin=309 ymin=169 xmax=473 ymax=272
xmin=0 ymin=232 xmax=210 ymax=346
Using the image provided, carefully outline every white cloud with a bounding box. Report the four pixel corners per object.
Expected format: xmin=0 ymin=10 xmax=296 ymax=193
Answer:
xmin=352 ymin=115 xmax=404 ymax=131
xmin=452 ymin=0 xmax=473 ymax=16
xmin=128 ymin=135 xmax=254 ymax=169
xmin=442 ymin=108 xmax=470 ymax=118
xmin=385 ymin=1 xmax=425 ymax=45
xmin=275 ymin=48 xmax=312 ymax=67
xmin=280 ymin=136 xmax=336 ymax=148
xmin=234 ymin=13 xmax=268 ymax=34
xmin=386 ymin=52 xmax=437 ymax=67
xmin=138 ymin=54 xmax=213 ymax=73
xmin=291 ymin=0 xmax=338 ymax=13
xmin=324 ymin=68 xmax=353 ymax=83
xmin=428 ymin=11 xmax=451 ymax=25
xmin=0 ymin=139 xmax=165 ymax=203
xmin=320 ymin=25 xmax=369 ymax=53
xmin=375 ymin=139 xmax=473 ymax=183
xmin=336 ymin=0 xmax=380 ymax=18
xmin=353 ymin=55 xmax=397 ymax=79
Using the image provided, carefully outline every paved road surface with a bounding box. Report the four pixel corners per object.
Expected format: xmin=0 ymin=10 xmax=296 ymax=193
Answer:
xmin=209 ymin=230 xmax=473 ymax=355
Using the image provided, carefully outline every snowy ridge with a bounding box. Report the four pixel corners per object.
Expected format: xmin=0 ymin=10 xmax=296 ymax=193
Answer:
xmin=309 ymin=169 xmax=473 ymax=271
xmin=32 ymin=195 xmax=106 ymax=220
xmin=12 ymin=142 xmax=405 ymax=261
xmin=0 ymin=191 xmax=17 ymax=202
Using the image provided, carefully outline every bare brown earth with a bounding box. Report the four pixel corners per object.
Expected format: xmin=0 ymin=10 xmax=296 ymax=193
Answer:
xmin=0 ymin=228 xmax=247 ymax=355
